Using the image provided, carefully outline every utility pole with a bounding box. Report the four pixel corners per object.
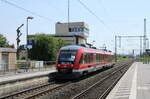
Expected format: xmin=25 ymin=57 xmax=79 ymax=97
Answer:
xmin=16 ymin=24 xmax=24 ymax=60
xmin=26 ymin=16 xmax=33 ymax=72
xmin=67 ymin=0 xmax=70 ymax=34
xmin=132 ymin=49 xmax=135 ymax=58
xmin=67 ymin=0 xmax=78 ymax=45
xmin=118 ymin=36 xmax=121 ymax=48
xmin=26 ymin=16 xmax=34 ymax=61
xmin=115 ymin=35 xmax=144 ymax=61
xmin=140 ymin=36 xmax=142 ymax=56
xmin=144 ymin=18 xmax=147 ymax=53
xmin=68 ymin=0 xmax=70 ymax=28
xmin=115 ymin=35 xmax=117 ymax=62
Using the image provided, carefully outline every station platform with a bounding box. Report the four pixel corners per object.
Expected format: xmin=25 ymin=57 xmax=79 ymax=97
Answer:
xmin=106 ymin=62 xmax=150 ymax=99
xmin=0 ymin=68 xmax=56 ymax=85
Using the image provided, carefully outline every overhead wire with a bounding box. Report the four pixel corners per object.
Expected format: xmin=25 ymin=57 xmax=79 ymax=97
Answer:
xmin=0 ymin=0 xmax=54 ymax=21
xmin=97 ymin=0 xmax=110 ymax=17
xmin=2 ymin=0 xmax=113 ymax=32
xmin=77 ymin=0 xmax=113 ymax=32
xmin=38 ymin=0 xmax=66 ymax=22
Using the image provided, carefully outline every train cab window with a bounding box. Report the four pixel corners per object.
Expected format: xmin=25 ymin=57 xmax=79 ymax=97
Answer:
xmin=58 ymin=49 xmax=77 ymax=64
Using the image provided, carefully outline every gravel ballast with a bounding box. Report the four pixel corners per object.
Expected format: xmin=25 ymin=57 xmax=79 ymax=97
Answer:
xmin=40 ymin=61 xmax=133 ymax=99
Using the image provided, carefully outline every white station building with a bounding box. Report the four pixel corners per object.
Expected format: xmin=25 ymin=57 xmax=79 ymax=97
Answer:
xmin=55 ymin=22 xmax=89 ymax=45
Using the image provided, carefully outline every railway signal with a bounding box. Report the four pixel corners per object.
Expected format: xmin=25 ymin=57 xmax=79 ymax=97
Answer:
xmin=16 ymin=24 xmax=24 ymax=59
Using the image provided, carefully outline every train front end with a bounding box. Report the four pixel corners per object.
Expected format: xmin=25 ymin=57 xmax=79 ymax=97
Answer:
xmin=56 ymin=45 xmax=81 ymax=79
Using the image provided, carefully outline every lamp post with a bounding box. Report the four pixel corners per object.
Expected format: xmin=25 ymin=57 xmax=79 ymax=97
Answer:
xmin=26 ymin=16 xmax=34 ymax=61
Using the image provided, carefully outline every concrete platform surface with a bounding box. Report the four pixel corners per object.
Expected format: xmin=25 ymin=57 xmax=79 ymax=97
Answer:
xmin=0 ymin=68 xmax=56 ymax=85
xmin=106 ymin=62 xmax=150 ymax=99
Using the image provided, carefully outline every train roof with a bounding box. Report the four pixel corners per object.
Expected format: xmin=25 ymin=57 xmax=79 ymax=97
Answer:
xmin=60 ymin=45 xmax=114 ymax=55
xmin=60 ymin=45 xmax=82 ymax=50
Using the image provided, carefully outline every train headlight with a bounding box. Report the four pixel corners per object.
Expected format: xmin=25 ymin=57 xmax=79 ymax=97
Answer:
xmin=70 ymin=64 xmax=73 ymax=67
xmin=57 ymin=64 xmax=60 ymax=67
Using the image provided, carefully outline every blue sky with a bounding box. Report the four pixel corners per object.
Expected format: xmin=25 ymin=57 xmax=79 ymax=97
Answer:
xmin=0 ymin=0 xmax=150 ymax=54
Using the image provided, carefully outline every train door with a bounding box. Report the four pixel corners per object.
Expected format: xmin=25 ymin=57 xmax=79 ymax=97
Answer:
xmin=2 ymin=53 xmax=9 ymax=72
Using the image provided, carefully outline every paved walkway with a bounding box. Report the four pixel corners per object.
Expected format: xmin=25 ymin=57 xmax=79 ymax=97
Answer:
xmin=106 ymin=62 xmax=150 ymax=99
xmin=0 ymin=68 xmax=56 ymax=84
xmin=0 ymin=67 xmax=55 ymax=77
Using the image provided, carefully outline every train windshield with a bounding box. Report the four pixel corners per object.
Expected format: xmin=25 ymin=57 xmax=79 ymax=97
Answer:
xmin=58 ymin=50 xmax=77 ymax=64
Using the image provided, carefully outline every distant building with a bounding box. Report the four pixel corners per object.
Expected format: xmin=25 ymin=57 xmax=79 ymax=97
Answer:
xmin=0 ymin=48 xmax=16 ymax=71
xmin=26 ymin=22 xmax=90 ymax=47
xmin=55 ymin=22 xmax=89 ymax=44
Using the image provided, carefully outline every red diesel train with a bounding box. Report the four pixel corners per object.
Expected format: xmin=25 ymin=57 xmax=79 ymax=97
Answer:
xmin=56 ymin=45 xmax=115 ymax=79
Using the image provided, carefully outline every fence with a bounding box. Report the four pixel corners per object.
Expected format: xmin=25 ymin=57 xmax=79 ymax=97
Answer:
xmin=0 ymin=61 xmax=56 ymax=76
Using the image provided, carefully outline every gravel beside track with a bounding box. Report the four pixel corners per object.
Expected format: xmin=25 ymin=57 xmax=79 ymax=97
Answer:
xmin=0 ymin=79 xmax=71 ymax=99
xmin=0 ymin=61 xmax=133 ymax=99
xmin=72 ymin=62 xmax=131 ymax=99
xmin=41 ymin=60 xmax=133 ymax=99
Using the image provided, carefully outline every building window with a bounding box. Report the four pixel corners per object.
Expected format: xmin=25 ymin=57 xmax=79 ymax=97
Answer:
xmin=74 ymin=27 xmax=77 ymax=32
xmin=69 ymin=28 xmax=72 ymax=32
xmin=69 ymin=27 xmax=89 ymax=33
xmin=78 ymin=28 xmax=81 ymax=32
xmin=71 ymin=27 xmax=73 ymax=32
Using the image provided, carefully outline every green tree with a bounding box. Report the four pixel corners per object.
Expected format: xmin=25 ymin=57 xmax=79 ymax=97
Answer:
xmin=56 ymin=38 xmax=67 ymax=50
xmin=29 ymin=34 xmax=66 ymax=61
xmin=0 ymin=34 xmax=9 ymax=47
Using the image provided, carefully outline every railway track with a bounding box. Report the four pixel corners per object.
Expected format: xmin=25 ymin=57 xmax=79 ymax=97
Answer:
xmin=72 ymin=61 xmax=133 ymax=99
xmin=0 ymin=61 xmax=133 ymax=99
xmin=0 ymin=80 xmax=71 ymax=99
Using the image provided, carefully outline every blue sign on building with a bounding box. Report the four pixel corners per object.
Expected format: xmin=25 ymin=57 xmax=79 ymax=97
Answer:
xmin=27 ymin=40 xmax=37 ymax=45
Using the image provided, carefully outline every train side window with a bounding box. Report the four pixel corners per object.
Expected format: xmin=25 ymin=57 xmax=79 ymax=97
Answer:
xmin=79 ymin=54 xmax=83 ymax=64
xmin=96 ymin=54 xmax=99 ymax=63
xmin=98 ymin=54 xmax=101 ymax=62
xmin=84 ymin=53 xmax=91 ymax=64
xmin=103 ymin=55 xmax=104 ymax=61
xmin=84 ymin=53 xmax=88 ymax=64
xmin=91 ymin=53 xmax=94 ymax=63
xmin=94 ymin=54 xmax=96 ymax=63
xmin=105 ymin=55 xmax=107 ymax=61
xmin=100 ymin=54 xmax=103 ymax=62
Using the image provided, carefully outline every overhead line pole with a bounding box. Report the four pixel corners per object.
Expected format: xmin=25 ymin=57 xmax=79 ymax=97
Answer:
xmin=115 ymin=35 xmax=117 ymax=62
xmin=140 ymin=36 xmax=142 ymax=56
xmin=68 ymin=0 xmax=70 ymax=26
xmin=115 ymin=35 xmax=144 ymax=62
xmin=144 ymin=18 xmax=147 ymax=53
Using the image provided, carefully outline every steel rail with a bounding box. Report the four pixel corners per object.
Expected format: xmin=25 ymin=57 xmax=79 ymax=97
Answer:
xmin=0 ymin=81 xmax=70 ymax=99
xmin=25 ymin=82 xmax=71 ymax=99
xmin=0 ymin=82 xmax=54 ymax=99
xmin=98 ymin=65 xmax=128 ymax=99
xmin=72 ymin=62 xmax=132 ymax=99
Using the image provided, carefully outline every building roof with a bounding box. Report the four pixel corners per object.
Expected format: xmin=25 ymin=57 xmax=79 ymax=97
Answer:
xmin=0 ymin=48 xmax=17 ymax=53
